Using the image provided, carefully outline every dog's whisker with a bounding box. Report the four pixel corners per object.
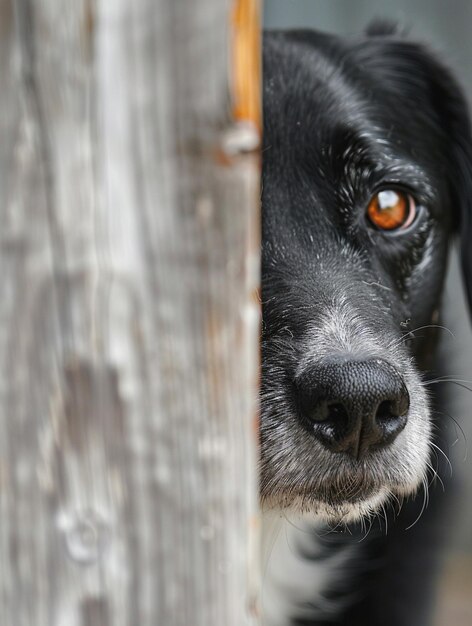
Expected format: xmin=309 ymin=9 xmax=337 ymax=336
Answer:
xmin=361 ymin=281 xmax=393 ymax=292
xmin=424 ymin=379 xmax=472 ymax=399
xmin=424 ymin=375 xmax=472 ymax=384
xmin=261 ymin=513 xmax=285 ymax=588
xmin=431 ymin=408 xmax=468 ymax=460
xmin=405 ymin=476 xmax=430 ymax=531
xmin=381 ymin=501 xmax=388 ymax=535
xmin=429 ymin=441 xmax=453 ymax=478
xmin=281 ymin=510 xmax=313 ymax=534
xmin=359 ymin=511 xmax=375 ymax=541
xmin=425 ymin=460 xmax=445 ymax=492
xmin=388 ymin=490 xmax=404 ymax=518
xmin=386 ymin=323 xmax=455 ymax=352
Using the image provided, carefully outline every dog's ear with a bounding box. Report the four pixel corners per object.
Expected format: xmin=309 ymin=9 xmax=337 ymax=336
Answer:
xmin=356 ymin=34 xmax=472 ymax=315
xmin=446 ymin=88 xmax=472 ymax=317
xmin=364 ymin=19 xmax=408 ymax=38
xmin=413 ymin=49 xmax=472 ymax=317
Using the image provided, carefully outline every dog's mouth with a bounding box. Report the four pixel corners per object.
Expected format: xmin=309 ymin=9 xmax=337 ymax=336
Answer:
xmin=262 ymin=457 xmax=387 ymax=503
xmin=313 ymin=473 xmax=381 ymax=506
xmin=260 ymin=412 xmax=429 ymax=522
xmin=261 ymin=478 xmax=396 ymax=523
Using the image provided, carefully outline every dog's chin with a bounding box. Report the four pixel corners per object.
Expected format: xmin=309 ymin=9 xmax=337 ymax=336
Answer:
xmin=261 ymin=479 xmax=422 ymax=524
xmin=306 ymin=489 xmax=393 ymax=524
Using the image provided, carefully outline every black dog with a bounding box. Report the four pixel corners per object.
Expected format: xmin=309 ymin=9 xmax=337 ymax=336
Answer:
xmin=261 ymin=22 xmax=472 ymax=626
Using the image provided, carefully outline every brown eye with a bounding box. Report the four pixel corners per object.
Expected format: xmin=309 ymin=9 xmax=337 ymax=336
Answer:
xmin=367 ymin=189 xmax=416 ymax=231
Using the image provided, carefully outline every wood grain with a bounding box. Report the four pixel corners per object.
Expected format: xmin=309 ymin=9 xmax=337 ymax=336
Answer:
xmin=0 ymin=1 xmax=261 ymax=624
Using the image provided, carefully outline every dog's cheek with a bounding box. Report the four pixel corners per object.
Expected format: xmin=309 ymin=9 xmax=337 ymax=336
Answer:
xmin=404 ymin=230 xmax=449 ymax=326
xmin=391 ymin=368 xmax=432 ymax=494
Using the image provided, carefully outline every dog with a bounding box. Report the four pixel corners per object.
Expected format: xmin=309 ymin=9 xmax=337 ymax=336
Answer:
xmin=260 ymin=22 xmax=472 ymax=626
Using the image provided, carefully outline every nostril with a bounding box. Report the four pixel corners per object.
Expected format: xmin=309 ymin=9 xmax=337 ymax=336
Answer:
xmin=376 ymin=400 xmax=399 ymax=422
xmin=374 ymin=391 xmax=409 ymax=443
xmin=375 ymin=379 xmax=410 ymax=424
xmin=327 ymin=402 xmax=349 ymax=424
xmin=307 ymin=399 xmax=329 ymax=423
xmin=305 ymin=401 xmax=350 ymax=448
xmin=307 ymin=401 xmax=349 ymax=425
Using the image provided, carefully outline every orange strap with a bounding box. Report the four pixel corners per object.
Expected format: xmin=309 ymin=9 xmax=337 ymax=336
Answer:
xmin=232 ymin=0 xmax=262 ymax=132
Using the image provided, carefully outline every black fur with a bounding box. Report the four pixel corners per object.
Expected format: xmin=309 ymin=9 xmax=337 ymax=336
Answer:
xmin=261 ymin=26 xmax=472 ymax=625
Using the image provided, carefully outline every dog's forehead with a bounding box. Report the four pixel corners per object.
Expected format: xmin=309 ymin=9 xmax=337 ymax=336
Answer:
xmin=263 ymin=31 xmax=363 ymax=118
xmin=263 ymin=30 xmax=444 ymax=154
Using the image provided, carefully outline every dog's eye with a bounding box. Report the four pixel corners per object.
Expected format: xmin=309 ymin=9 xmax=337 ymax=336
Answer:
xmin=367 ymin=190 xmax=416 ymax=231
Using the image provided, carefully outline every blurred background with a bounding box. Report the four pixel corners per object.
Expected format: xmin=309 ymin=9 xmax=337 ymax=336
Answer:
xmin=264 ymin=1 xmax=472 ymax=623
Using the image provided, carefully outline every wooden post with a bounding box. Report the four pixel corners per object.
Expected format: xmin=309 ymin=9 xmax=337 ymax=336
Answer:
xmin=0 ymin=1 xmax=261 ymax=624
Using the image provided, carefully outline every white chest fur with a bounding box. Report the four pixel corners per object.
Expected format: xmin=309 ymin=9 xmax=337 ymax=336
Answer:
xmin=261 ymin=511 xmax=356 ymax=625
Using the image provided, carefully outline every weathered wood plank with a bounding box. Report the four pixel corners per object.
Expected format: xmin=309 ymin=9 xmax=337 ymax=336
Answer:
xmin=0 ymin=1 xmax=261 ymax=624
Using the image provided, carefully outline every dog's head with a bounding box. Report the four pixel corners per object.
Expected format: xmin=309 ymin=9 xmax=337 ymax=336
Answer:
xmin=261 ymin=25 xmax=472 ymax=521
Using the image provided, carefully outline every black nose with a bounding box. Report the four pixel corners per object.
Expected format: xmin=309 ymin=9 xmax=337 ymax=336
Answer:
xmin=295 ymin=359 xmax=410 ymax=459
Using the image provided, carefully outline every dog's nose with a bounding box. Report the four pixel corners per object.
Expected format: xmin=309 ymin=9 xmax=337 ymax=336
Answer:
xmin=296 ymin=359 xmax=409 ymax=458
